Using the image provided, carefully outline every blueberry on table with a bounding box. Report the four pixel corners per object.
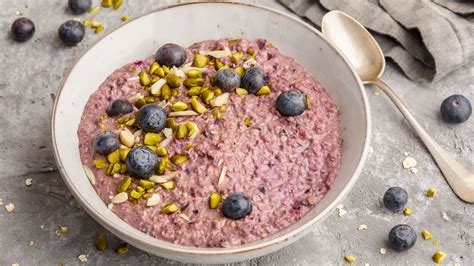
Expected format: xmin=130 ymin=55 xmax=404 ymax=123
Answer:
xmin=275 ymin=90 xmax=306 ymax=116
xmin=68 ymin=0 xmax=92 ymax=14
xmin=212 ymin=68 xmax=241 ymax=92
xmin=58 ymin=20 xmax=85 ymax=46
xmin=222 ymin=193 xmax=252 ymax=220
xmin=126 ymin=146 xmax=159 ymax=179
xmin=241 ymin=67 xmax=266 ymax=94
xmin=94 ymin=131 xmax=120 ymax=155
xmin=155 ymin=43 xmax=186 ymax=67
xmin=136 ymin=104 xmax=167 ymax=133
xmin=388 ymin=224 xmax=417 ymax=251
xmin=11 ymin=17 xmax=35 ymax=42
xmin=106 ymin=99 xmax=133 ymax=117
xmin=383 ymin=187 xmax=408 ymax=212
xmin=440 ymin=94 xmax=471 ymax=124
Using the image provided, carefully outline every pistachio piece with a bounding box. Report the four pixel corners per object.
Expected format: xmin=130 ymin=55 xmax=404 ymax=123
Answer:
xmin=168 ymin=110 xmax=199 ymax=117
xmin=344 ymin=256 xmax=356 ymax=263
xmin=120 ymin=164 xmax=127 ymax=174
xmin=148 ymin=62 xmax=160 ymax=75
xmin=88 ymin=6 xmax=101 ymax=14
xmin=213 ymin=88 xmax=223 ymax=96
xmin=139 ymin=72 xmax=151 ymax=86
xmin=139 ymin=180 xmax=155 ymax=190
xmin=186 ymin=121 xmax=199 ymax=139
xmin=186 ymin=69 xmax=201 ymax=78
xmin=191 ymin=96 xmax=207 ymax=114
xmin=129 ymin=189 xmax=141 ymax=199
xmin=421 ymin=229 xmax=433 ymax=240
xmin=101 ymin=0 xmax=112 ymax=7
xmin=187 ymin=86 xmax=202 ymax=96
xmin=124 ymin=118 xmax=136 ymax=128
xmin=166 ymin=74 xmax=182 ymax=88
xmin=184 ymin=77 xmax=205 ymax=88
xmin=256 ymin=85 xmax=271 ymax=96
xmin=162 ymin=65 xmax=170 ymax=75
xmin=143 ymin=133 xmax=161 ymax=146
xmin=154 ymin=66 xmax=165 ymax=77
xmin=136 ymin=186 xmax=145 ymax=194
xmin=193 ymin=54 xmax=209 ymax=68
xmin=209 ymin=92 xmax=229 ymax=107
xmin=171 ymin=154 xmax=188 ymax=164
xmin=116 ymin=117 xmax=128 ymax=124
xmin=83 ymin=18 xmax=91 ymax=27
xmin=105 ymin=163 xmax=114 ymax=176
xmin=243 ymin=117 xmax=253 ymax=127
xmin=235 ymin=88 xmax=248 ymax=96
xmin=247 ymin=47 xmax=255 ymax=55
xmin=143 ymin=96 xmax=155 ymax=104
xmin=176 ymin=124 xmax=188 ymax=139
xmin=209 ymin=192 xmax=222 ymax=209
xmin=107 ymin=150 xmax=120 ymax=164
xmin=135 ymin=98 xmax=146 ymax=108
xmin=234 ymin=66 xmax=245 ymax=77
xmin=163 ymin=118 xmax=176 ymax=132
xmin=111 ymin=163 xmax=122 ymax=175
xmin=201 ymin=90 xmax=215 ymax=104
xmin=114 ymin=243 xmax=129 ymax=255
xmin=117 ymin=177 xmax=131 ymax=193
xmin=403 ymin=207 xmax=413 ymax=215
xmin=305 ymin=95 xmax=310 ymax=110
xmin=160 ymin=84 xmax=171 ymax=100
xmin=157 ymin=157 xmax=168 ymax=175
xmin=161 ymin=203 xmax=179 ymax=214
xmin=121 ymin=15 xmax=129 ymax=21
xmin=161 ymin=181 xmax=175 ymax=190
xmin=427 ymin=187 xmax=436 ymax=198
xmin=156 ymin=147 xmax=168 ymax=157
xmin=95 ymin=232 xmax=107 ymax=251
xmin=119 ymin=148 xmax=131 ymax=162
xmin=230 ymin=51 xmax=243 ymax=64
xmin=432 ymin=251 xmax=447 ymax=263
xmin=172 ymin=101 xmax=188 ymax=112
xmin=215 ymin=58 xmax=225 ymax=70
xmin=220 ymin=105 xmax=227 ymax=113
xmin=112 ymin=0 xmax=122 ymax=10
xmin=119 ymin=129 xmax=135 ymax=148
xmin=111 ymin=192 xmax=128 ymax=203
xmin=93 ymin=159 xmax=109 ymax=169
xmin=146 ymin=194 xmax=161 ymax=206
xmin=171 ymin=89 xmax=178 ymax=97
xmin=211 ymin=108 xmax=223 ymax=119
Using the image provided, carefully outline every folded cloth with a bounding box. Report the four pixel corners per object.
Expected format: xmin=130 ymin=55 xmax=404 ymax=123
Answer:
xmin=279 ymin=0 xmax=474 ymax=83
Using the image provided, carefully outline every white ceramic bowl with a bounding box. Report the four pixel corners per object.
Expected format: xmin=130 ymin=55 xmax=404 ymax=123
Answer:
xmin=51 ymin=2 xmax=370 ymax=263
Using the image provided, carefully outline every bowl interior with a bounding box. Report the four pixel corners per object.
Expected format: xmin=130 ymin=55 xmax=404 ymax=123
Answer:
xmin=52 ymin=2 xmax=369 ymax=262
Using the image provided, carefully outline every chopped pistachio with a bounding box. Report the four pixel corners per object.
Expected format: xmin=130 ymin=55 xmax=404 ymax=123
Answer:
xmin=220 ymin=105 xmax=227 ymax=113
xmin=136 ymin=186 xmax=145 ymax=194
xmin=154 ymin=66 xmax=165 ymax=77
xmin=161 ymin=181 xmax=175 ymax=190
xmin=139 ymin=180 xmax=155 ymax=190
xmin=117 ymin=177 xmax=131 ymax=192
xmin=94 ymin=24 xmax=104 ymax=34
xmin=112 ymin=0 xmax=123 ymax=10
xmin=146 ymin=145 xmax=157 ymax=153
xmin=191 ymin=96 xmax=207 ymax=114
xmin=234 ymin=66 xmax=245 ymax=77
xmin=157 ymin=157 xmax=168 ymax=175
xmin=344 ymin=256 xmax=356 ymax=263
xmin=114 ymin=243 xmax=129 ymax=255
xmin=121 ymin=15 xmax=129 ymax=21
xmin=231 ymin=51 xmax=243 ymax=64
xmin=306 ymin=95 xmax=310 ymax=110
xmin=107 ymin=150 xmax=120 ymax=164
xmin=111 ymin=163 xmax=122 ymax=175
xmin=99 ymin=124 xmax=108 ymax=131
xmin=119 ymin=148 xmax=130 ymax=162
xmin=165 ymin=118 xmax=177 ymax=131
xmin=166 ymin=74 xmax=182 ymax=88
xmin=215 ymin=58 xmax=225 ymax=70
xmin=176 ymin=124 xmax=188 ymax=139
xmin=247 ymin=47 xmax=255 ymax=55
xmin=213 ymin=88 xmax=223 ymax=96
xmin=427 ymin=187 xmax=436 ymax=198
xmin=120 ymin=164 xmax=127 ymax=174
xmin=193 ymin=54 xmax=209 ymax=68
xmin=187 ymin=86 xmax=202 ymax=96
xmin=171 ymin=88 xmax=178 ymax=97
xmin=156 ymin=147 xmax=168 ymax=157
xmin=421 ymin=229 xmax=433 ymax=240
xmin=88 ymin=6 xmax=101 ymax=14
xmin=135 ymin=98 xmax=146 ymax=108
xmin=184 ymin=77 xmax=205 ymax=88
xmin=171 ymin=154 xmax=188 ymax=164
xmin=201 ymin=90 xmax=215 ymax=104
xmin=256 ymin=85 xmax=271 ymax=96
xmin=160 ymin=84 xmax=171 ymax=100
xmin=209 ymin=92 xmax=229 ymax=107
xmin=143 ymin=96 xmax=155 ymax=104
xmin=162 ymin=65 xmax=170 ymax=75
xmin=432 ymin=251 xmax=447 ymax=263
xmin=116 ymin=117 xmax=127 ymax=124
xmin=130 ymin=189 xmax=141 ymax=199
xmin=105 ymin=163 xmax=114 ymax=176
xmin=101 ymin=0 xmax=112 ymax=7
xmin=143 ymin=133 xmax=161 ymax=145
xmin=93 ymin=159 xmax=109 ymax=169
xmin=186 ymin=121 xmax=199 ymax=139
xmin=209 ymin=192 xmax=222 ymax=209
xmin=95 ymin=233 xmax=107 ymax=251
xmin=139 ymin=72 xmax=151 ymax=86
xmin=403 ymin=207 xmax=413 ymax=216
xmin=161 ymin=203 xmax=179 ymax=214
xmin=83 ymin=18 xmax=91 ymax=27
xmin=243 ymin=117 xmax=253 ymax=127
xmin=186 ymin=69 xmax=201 ymax=78
xmin=211 ymin=108 xmax=223 ymax=119
xmin=172 ymin=101 xmax=189 ymax=112
xmin=235 ymin=88 xmax=248 ymax=96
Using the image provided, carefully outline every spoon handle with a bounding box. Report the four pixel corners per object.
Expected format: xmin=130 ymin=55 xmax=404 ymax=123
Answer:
xmin=371 ymin=79 xmax=474 ymax=203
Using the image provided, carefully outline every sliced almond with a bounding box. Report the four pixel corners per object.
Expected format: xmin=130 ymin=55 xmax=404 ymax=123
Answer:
xmin=243 ymin=58 xmax=257 ymax=69
xmin=218 ymin=166 xmax=227 ymax=186
xmin=170 ymin=66 xmax=186 ymax=78
xmin=209 ymin=93 xmax=229 ymax=107
xmin=146 ymin=194 xmax=161 ymax=207
xmin=199 ymin=47 xmax=231 ymax=58
xmin=158 ymin=100 xmax=168 ymax=108
xmin=111 ymin=192 xmax=128 ymax=204
xmin=168 ymin=110 xmax=198 ymax=117
xmin=120 ymin=129 xmax=135 ymax=147
xmin=180 ymin=213 xmax=191 ymax=222
xmin=149 ymin=171 xmax=179 ymax=183
xmin=83 ymin=165 xmax=96 ymax=185
xmin=150 ymin=79 xmax=166 ymax=95
xmin=163 ymin=128 xmax=173 ymax=138
xmin=127 ymin=76 xmax=139 ymax=81
xmin=181 ymin=66 xmax=207 ymax=73
xmin=133 ymin=129 xmax=143 ymax=138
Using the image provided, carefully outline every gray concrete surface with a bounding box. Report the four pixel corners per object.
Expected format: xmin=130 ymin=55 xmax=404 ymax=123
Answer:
xmin=0 ymin=0 xmax=473 ymax=265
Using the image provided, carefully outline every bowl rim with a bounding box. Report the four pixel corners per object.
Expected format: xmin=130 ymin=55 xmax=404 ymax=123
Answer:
xmin=51 ymin=1 xmax=371 ymax=256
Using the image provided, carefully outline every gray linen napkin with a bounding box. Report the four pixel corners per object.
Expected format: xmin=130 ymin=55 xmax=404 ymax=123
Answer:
xmin=279 ymin=0 xmax=474 ymax=83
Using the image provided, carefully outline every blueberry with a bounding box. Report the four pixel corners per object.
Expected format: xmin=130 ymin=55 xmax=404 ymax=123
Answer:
xmin=68 ymin=0 xmax=92 ymax=14
xmin=58 ymin=20 xmax=85 ymax=46
xmin=136 ymin=104 xmax=167 ymax=133
xmin=222 ymin=193 xmax=252 ymax=220
xmin=212 ymin=68 xmax=241 ymax=92
xmin=383 ymin=187 xmax=408 ymax=212
xmin=440 ymin=94 xmax=471 ymax=124
xmin=275 ymin=90 xmax=306 ymax=117
xmin=11 ymin=17 xmax=35 ymax=42
xmin=126 ymin=146 xmax=159 ymax=179
xmin=94 ymin=131 xmax=120 ymax=155
xmin=241 ymin=67 xmax=266 ymax=94
xmin=155 ymin=43 xmax=186 ymax=67
xmin=388 ymin=224 xmax=417 ymax=251
xmin=106 ymin=99 xmax=133 ymax=117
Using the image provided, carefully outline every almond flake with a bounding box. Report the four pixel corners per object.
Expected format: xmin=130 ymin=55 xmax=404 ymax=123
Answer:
xmin=163 ymin=128 xmax=173 ymax=138
xmin=146 ymin=194 xmax=161 ymax=206
xmin=5 ymin=202 xmax=15 ymax=212
xmin=158 ymin=100 xmax=169 ymax=108
xmin=209 ymin=93 xmax=229 ymax=107
xmin=379 ymin=248 xmax=387 ymax=255
xmin=199 ymin=47 xmax=231 ymax=58
xmin=159 ymin=134 xmax=174 ymax=148
xmin=133 ymin=129 xmax=143 ymax=138
xmin=181 ymin=66 xmax=207 ymax=73
xmin=120 ymin=129 xmax=135 ymax=147
xmin=25 ymin=178 xmax=33 ymax=186
xmin=111 ymin=192 xmax=128 ymax=204
xmin=410 ymin=167 xmax=418 ymax=174
xmin=78 ymin=254 xmax=88 ymax=262
xmin=442 ymin=212 xmax=450 ymax=221
xmin=28 ymin=240 xmax=34 ymax=247
xmin=168 ymin=110 xmax=199 ymax=117
xmin=179 ymin=213 xmax=191 ymax=222
xmin=218 ymin=166 xmax=227 ymax=186
xmin=12 ymin=263 xmax=19 ymax=266
xmin=149 ymin=172 xmax=179 ymax=183
xmin=357 ymin=224 xmax=368 ymax=231
xmin=83 ymin=165 xmax=96 ymax=185
xmin=336 ymin=204 xmax=347 ymax=217
xmin=402 ymin=157 xmax=417 ymax=169
xmin=242 ymin=58 xmax=257 ymax=69
xmin=107 ymin=203 xmax=114 ymax=210
xmin=170 ymin=66 xmax=186 ymax=78
xmin=150 ymin=79 xmax=166 ymax=95
xmin=127 ymin=76 xmax=139 ymax=81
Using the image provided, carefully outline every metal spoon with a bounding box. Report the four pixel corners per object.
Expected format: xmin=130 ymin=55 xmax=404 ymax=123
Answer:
xmin=321 ymin=11 xmax=474 ymax=203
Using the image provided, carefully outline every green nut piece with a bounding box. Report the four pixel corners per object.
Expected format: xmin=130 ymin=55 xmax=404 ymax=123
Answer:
xmin=154 ymin=67 xmax=165 ymax=77
xmin=244 ymin=117 xmax=253 ymax=127
xmin=166 ymin=118 xmax=177 ymax=131
xmin=120 ymin=164 xmax=127 ymax=174
xmin=130 ymin=189 xmax=141 ymax=199
xmin=143 ymin=133 xmax=161 ymax=145
xmin=95 ymin=232 xmax=107 ymax=251
xmin=172 ymin=101 xmax=189 ymax=112
xmin=193 ymin=54 xmax=209 ymax=68
xmin=161 ymin=203 xmax=179 ymax=214
xmin=146 ymin=145 xmax=157 ymax=153
xmin=156 ymin=147 xmax=168 ymax=157
xmin=136 ymin=186 xmax=145 ymax=194
xmin=256 ymin=85 xmax=271 ymax=96
xmin=112 ymin=0 xmax=122 ymax=10
xmin=186 ymin=121 xmax=199 ymax=138
xmin=201 ymin=90 xmax=215 ymax=104
xmin=427 ymin=187 xmax=436 ymax=198
xmin=135 ymin=98 xmax=146 ymax=108
xmin=211 ymin=108 xmax=223 ymax=119
xmin=162 ymin=65 xmax=170 ymax=75
xmin=119 ymin=148 xmax=131 ymax=162
xmin=171 ymin=154 xmax=188 ymax=165
xmin=160 ymin=84 xmax=171 ymax=100
xmin=305 ymin=95 xmax=310 ymax=110
xmin=231 ymin=51 xmax=243 ymax=64
xmin=234 ymin=66 xmax=245 ymax=77
xmin=247 ymin=47 xmax=255 ymax=55
xmin=148 ymin=62 xmax=160 ymax=75
xmin=143 ymin=96 xmax=155 ymax=104
xmin=139 ymin=71 xmax=151 ymax=86
xmin=139 ymin=180 xmax=155 ymax=190
xmin=187 ymin=86 xmax=202 ymax=96
xmin=107 ymin=150 xmax=120 ymax=164
xmin=171 ymin=89 xmax=178 ymax=97
xmin=166 ymin=74 xmax=182 ymax=88
xmin=220 ymin=105 xmax=227 ymax=113
xmin=111 ymin=163 xmax=122 ymax=175
xmin=116 ymin=117 xmax=128 ymax=124
xmin=209 ymin=192 xmax=222 ymax=209
xmin=432 ymin=251 xmax=447 ymax=264
xmin=176 ymin=124 xmax=188 ymax=139
xmin=184 ymin=77 xmax=205 ymax=88
xmin=191 ymin=96 xmax=207 ymax=114
xmin=105 ymin=164 xmax=114 ymax=176
xmin=213 ymin=88 xmax=223 ymax=96
xmin=114 ymin=243 xmax=129 ymax=255
xmin=93 ymin=159 xmax=109 ymax=169
xmin=124 ymin=118 xmax=136 ymax=127
xmin=151 ymin=76 xmax=160 ymax=84
xmin=215 ymin=59 xmax=226 ymax=70
xmin=186 ymin=69 xmax=202 ymax=78
xmin=235 ymin=88 xmax=248 ymax=96
xmin=161 ymin=181 xmax=175 ymax=190
xmin=157 ymin=157 xmax=168 ymax=175
xmin=117 ymin=176 xmax=132 ymax=193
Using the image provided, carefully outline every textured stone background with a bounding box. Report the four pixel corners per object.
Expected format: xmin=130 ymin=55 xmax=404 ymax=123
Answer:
xmin=0 ymin=0 xmax=473 ymax=265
